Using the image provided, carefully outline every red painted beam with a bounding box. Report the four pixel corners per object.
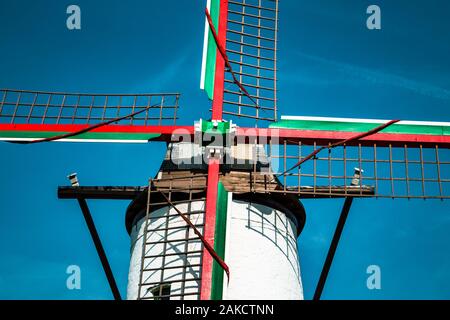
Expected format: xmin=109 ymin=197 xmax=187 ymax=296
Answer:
xmin=200 ymin=159 xmax=220 ymax=300
xmin=201 ymin=0 xmax=229 ymax=300
xmin=0 ymin=123 xmax=194 ymax=134
xmin=211 ymin=0 xmax=229 ymax=121
xmin=0 ymin=124 xmax=195 ymax=142
xmin=3 ymin=124 xmax=448 ymax=147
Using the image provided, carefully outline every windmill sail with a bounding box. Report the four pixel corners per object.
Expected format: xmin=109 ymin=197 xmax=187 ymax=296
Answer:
xmin=240 ymin=116 xmax=450 ymax=199
xmin=0 ymin=89 xmax=181 ymax=143
xmin=201 ymin=0 xmax=279 ymax=123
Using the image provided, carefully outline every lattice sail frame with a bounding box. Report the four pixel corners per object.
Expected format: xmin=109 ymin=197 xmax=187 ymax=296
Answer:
xmin=201 ymin=0 xmax=279 ymax=123
xmin=137 ymin=174 xmax=208 ymax=300
xmin=262 ymin=140 xmax=450 ymax=199
xmin=242 ymin=116 xmax=450 ymax=199
xmin=224 ymin=0 xmax=278 ymax=122
xmin=0 ymin=89 xmax=179 ymax=142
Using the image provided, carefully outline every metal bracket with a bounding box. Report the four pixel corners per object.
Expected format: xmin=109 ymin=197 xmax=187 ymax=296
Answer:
xmin=59 ymin=187 xmax=123 ymax=300
xmin=313 ymin=197 xmax=354 ymax=300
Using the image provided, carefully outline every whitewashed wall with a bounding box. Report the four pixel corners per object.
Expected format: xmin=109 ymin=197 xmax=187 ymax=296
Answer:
xmin=223 ymin=197 xmax=304 ymax=300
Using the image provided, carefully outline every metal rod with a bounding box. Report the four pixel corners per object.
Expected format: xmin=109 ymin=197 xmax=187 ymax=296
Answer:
xmin=224 ymin=89 xmax=275 ymax=101
xmin=389 ymin=144 xmax=395 ymax=198
xmin=420 ymin=145 xmax=425 ymax=197
xmin=0 ymin=90 xmax=7 ymax=114
xmin=223 ymin=99 xmax=275 ymax=111
xmin=435 ymin=145 xmax=443 ymax=199
xmin=87 ymin=95 xmax=94 ymax=124
xmin=225 ymin=48 xmax=274 ymax=63
xmin=11 ymin=92 xmax=22 ymax=124
xmin=101 ymin=95 xmax=108 ymax=121
xmin=76 ymin=198 xmax=122 ymax=300
xmin=228 ymin=10 xmax=275 ymax=21
xmin=328 ymin=143 xmax=332 ymax=196
xmin=228 ymin=59 xmax=275 ymax=71
xmin=226 ymin=38 xmax=276 ymax=51
xmin=224 ymin=70 xmax=275 ymax=81
xmin=228 ymin=19 xmax=276 ymax=31
xmin=404 ymin=145 xmax=410 ymax=199
xmin=56 ymin=95 xmax=67 ymax=124
xmin=27 ymin=93 xmax=38 ymax=123
xmin=273 ymin=0 xmax=279 ymax=121
xmin=229 ymin=0 xmax=277 ymax=12
xmin=313 ymin=197 xmax=354 ymax=300
xmin=180 ymin=179 xmax=195 ymax=299
xmin=224 ymin=78 xmax=275 ymax=91
xmin=1 ymin=88 xmax=179 ymax=96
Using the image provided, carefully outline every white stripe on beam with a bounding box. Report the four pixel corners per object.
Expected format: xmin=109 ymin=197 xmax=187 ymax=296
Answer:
xmin=0 ymin=138 xmax=149 ymax=143
xmin=200 ymin=0 xmax=212 ymax=90
xmin=280 ymin=116 xmax=450 ymax=127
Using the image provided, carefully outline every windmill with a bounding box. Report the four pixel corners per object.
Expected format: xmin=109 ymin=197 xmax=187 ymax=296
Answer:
xmin=1 ymin=0 xmax=449 ymax=301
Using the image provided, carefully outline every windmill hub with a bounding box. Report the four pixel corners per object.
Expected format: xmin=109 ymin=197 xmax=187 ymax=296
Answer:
xmin=165 ymin=119 xmax=271 ymax=169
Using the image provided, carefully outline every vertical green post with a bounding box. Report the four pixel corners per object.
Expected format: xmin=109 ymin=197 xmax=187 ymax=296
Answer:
xmin=210 ymin=181 xmax=228 ymax=300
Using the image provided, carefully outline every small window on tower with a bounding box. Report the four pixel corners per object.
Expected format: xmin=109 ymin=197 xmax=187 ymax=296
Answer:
xmin=149 ymin=284 xmax=171 ymax=300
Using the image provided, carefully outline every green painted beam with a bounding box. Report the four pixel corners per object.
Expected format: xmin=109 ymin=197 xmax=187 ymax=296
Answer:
xmin=270 ymin=117 xmax=450 ymax=136
xmin=0 ymin=130 xmax=160 ymax=142
xmin=210 ymin=181 xmax=228 ymax=300
xmin=200 ymin=0 xmax=220 ymax=100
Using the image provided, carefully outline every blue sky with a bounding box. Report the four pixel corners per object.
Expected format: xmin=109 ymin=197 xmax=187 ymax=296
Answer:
xmin=0 ymin=0 xmax=449 ymax=299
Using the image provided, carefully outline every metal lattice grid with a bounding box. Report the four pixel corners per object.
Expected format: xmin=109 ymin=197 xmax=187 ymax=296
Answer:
xmin=0 ymin=89 xmax=180 ymax=126
xmin=137 ymin=175 xmax=207 ymax=300
xmin=249 ymin=140 xmax=450 ymax=199
xmin=223 ymin=0 xmax=279 ymax=123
